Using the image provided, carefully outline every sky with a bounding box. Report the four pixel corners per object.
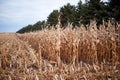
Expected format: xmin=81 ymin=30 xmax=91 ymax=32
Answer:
xmin=0 ymin=0 xmax=108 ymax=32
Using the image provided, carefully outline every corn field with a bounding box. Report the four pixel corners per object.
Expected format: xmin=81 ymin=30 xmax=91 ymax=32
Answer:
xmin=0 ymin=21 xmax=120 ymax=80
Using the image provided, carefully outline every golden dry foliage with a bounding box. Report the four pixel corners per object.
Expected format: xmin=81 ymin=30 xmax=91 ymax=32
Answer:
xmin=0 ymin=21 xmax=120 ymax=80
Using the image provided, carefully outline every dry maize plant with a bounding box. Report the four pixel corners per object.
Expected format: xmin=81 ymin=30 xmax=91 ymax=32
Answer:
xmin=0 ymin=21 xmax=120 ymax=80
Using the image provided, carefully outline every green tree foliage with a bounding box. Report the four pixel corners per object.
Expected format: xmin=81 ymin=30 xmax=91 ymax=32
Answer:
xmin=17 ymin=21 xmax=46 ymax=33
xmin=108 ymin=0 xmax=120 ymax=21
xmin=74 ymin=0 xmax=83 ymax=26
xmin=60 ymin=3 xmax=76 ymax=27
xmin=47 ymin=10 xmax=59 ymax=26
xmin=77 ymin=1 xmax=90 ymax=25
xmin=33 ymin=21 xmax=46 ymax=30
xmin=17 ymin=25 xmax=33 ymax=33
xmin=77 ymin=0 xmax=108 ymax=25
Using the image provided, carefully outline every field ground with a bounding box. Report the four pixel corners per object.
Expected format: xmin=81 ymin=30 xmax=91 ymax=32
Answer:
xmin=0 ymin=21 xmax=120 ymax=80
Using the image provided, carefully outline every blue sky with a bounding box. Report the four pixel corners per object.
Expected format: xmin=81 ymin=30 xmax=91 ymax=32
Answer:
xmin=0 ymin=0 xmax=107 ymax=32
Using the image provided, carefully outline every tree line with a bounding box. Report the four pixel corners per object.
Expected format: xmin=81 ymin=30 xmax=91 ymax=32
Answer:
xmin=17 ymin=0 xmax=120 ymax=33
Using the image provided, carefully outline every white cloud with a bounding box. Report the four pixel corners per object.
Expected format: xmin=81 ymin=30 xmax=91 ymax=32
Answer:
xmin=0 ymin=0 xmax=80 ymax=23
xmin=0 ymin=0 xmax=107 ymax=23
xmin=0 ymin=0 xmax=80 ymax=32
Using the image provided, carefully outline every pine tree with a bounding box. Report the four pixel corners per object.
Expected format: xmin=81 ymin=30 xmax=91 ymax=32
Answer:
xmin=47 ymin=10 xmax=59 ymax=26
xmin=60 ymin=3 xmax=76 ymax=27
xmin=108 ymin=0 xmax=120 ymax=21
